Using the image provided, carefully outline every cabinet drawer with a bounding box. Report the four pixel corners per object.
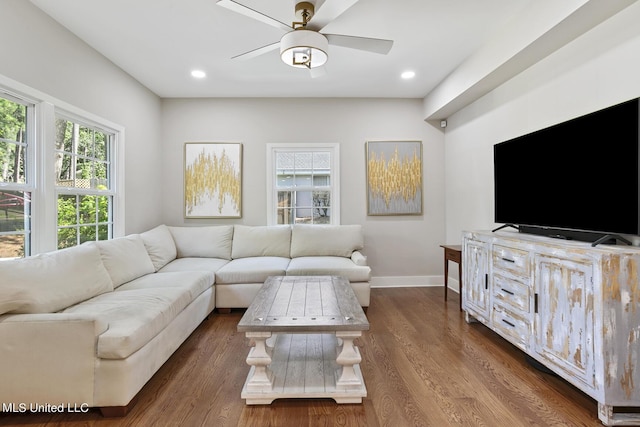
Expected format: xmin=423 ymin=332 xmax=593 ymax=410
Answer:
xmin=493 ymin=274 xmax=531 ymax=313
xmin=491 ymin=304 xmax=530 ymax=350
xmin=492 ymin=245 xmax=530 ymax=276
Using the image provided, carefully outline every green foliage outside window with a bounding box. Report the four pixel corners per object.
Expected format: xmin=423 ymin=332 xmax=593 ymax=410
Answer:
xmin=0 ymin=97 xmax=27 ymax=184
xmin=57 ymin=191 xmax=110 ymax=249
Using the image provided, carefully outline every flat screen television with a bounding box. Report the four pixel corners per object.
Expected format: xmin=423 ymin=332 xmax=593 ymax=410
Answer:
xmin=493 ymin=97 xmax=640 ymax=245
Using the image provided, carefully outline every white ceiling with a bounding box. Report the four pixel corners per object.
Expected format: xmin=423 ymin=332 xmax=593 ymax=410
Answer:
xmin=29 ymin=0 xmax=531 ymax=99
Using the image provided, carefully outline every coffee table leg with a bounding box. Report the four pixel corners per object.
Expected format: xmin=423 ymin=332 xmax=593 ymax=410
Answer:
xmin=335 ymin=331 xmax=363 ymax=390
xmin=245 ymin=332 xmax=273 ymax=392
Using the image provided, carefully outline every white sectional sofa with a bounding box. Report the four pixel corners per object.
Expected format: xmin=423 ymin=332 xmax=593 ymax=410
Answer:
xmin=0 ymin=224 xmax=370 ymax=415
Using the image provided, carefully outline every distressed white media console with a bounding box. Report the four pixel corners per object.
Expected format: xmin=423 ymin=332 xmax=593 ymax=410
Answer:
xmin=462 ymin=230 xmax=640 ymax=426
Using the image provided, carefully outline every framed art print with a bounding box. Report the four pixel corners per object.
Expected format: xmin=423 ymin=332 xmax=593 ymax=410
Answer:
xmin=184 ymin=142 xmax=242 ymax=218
xmin=366 ymin=140 xmax=423 ymax=215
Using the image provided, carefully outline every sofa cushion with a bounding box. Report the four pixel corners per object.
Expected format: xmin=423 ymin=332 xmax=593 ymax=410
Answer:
xmin=159 ymin=257 xmax=229 ymax=274
xmin=290 ymin=224 xmax=364 ymax=257
xmin=215 ymin=257 xmax=290 ymax=284
xmin=140 ymin=224 xmax=177 ymax=271
xmin=169 ymin=225 xmax=233 ymax=260
xmin=231 ymin=225 xmax=291 ymax=259
xmin=95 ymin=235 xmax=155 ymax=288
xmin=62 ymin=287 xmax=193 ymax=359
xmin=286 ymin=256 xmax=371 ymax=282
xmin=117 ymin=270 xmax=214 ymax=301
xmin=0 ymin=244 xmax=113 ymax=314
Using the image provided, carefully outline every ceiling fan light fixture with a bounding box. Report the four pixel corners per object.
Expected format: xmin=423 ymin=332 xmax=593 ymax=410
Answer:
xmin=280 ymin=30 xmax=328 ymax=69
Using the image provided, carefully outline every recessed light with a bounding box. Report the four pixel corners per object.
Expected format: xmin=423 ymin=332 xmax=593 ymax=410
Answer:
xmin=401 ymin=70 xmax=415 ymax=79
xmin=191 ymin=70 xmax=206 ymax=79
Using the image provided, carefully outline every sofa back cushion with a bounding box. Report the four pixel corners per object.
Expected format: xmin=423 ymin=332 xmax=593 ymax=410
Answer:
xmin=95 ymin=235 xmax=155 ymax=287
xmin=231 ymin=225 xmax=291 ymax=258
xmin=290 ymin=224 xmax=364 ymax=257
xmin=0 ymin=243 xmax=113 ymax=314
xmin=141 ymin=224 xmax=177 ymax=271
xmin=168 ymin=225 xmax=233 ymax=260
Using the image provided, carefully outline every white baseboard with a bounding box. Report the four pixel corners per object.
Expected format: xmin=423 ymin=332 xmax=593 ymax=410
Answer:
xmin=370 ymin=275 xmax=460 ymax=294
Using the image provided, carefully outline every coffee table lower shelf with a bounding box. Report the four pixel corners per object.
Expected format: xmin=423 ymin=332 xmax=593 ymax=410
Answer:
xmin=241 ymin=333 xmax=367 ymax=405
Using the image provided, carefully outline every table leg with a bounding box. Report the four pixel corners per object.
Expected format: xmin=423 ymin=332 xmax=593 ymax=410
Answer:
xmin=335 ymin=331 xmax=363 ymax=390
xmin=444 ymin=256 xmax=449 ymax=301
xmin=245 ymin=332 xmax=273 ymax=392
xmin=458 ymin=261 xmax=463 ymax=311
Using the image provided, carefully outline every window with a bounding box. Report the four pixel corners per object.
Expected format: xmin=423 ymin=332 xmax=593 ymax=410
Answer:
xmin=267 ymin=143 xmax=340 ymax=225
xmin=0 ymin=94 xmax=33 ymax=258
xmin=0 ymin=76 xmax=124 ymax=258
xmin=55 ymin=117 xmax=113 ymax=249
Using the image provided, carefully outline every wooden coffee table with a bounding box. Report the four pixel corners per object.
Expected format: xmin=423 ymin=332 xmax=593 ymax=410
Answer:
xmin=237 ymin=275 xmax=369 ymax=404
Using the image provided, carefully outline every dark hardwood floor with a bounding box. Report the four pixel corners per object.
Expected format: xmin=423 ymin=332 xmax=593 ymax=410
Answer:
xmin=0 ymin=287 xmax=602 ymax=426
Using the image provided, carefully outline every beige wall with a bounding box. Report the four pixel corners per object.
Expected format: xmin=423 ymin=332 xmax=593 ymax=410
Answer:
xmin=160 ymin=98 xmax=446 ymax=284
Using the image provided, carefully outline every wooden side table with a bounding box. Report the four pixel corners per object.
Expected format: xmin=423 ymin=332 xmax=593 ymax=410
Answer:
xmin=440 ymin=244 xmax=462 ymax=311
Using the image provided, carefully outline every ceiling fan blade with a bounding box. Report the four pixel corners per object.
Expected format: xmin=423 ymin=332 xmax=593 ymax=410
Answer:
xmin=231 ymin=42 xmax=280 ymax=60
xmin=310 ymin=66 xmax=327 ymax=79
xmin=306 ymin=0 xmax=359 ymax=32
xmin=325 ymin=34 xmax=393 ymax=54
xmin=217 ymin=0 xmax=291 ymax=32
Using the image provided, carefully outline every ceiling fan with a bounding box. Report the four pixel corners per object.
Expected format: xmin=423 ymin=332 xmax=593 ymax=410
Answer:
xmin=216 ymin=0 xmax=393 ymax=75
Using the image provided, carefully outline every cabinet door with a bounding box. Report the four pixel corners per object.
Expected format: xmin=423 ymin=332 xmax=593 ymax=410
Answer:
xmin=534 ymin=255 xmax=595 ymax=389
xmin=462 ymin=238 xmax=490 ymax=319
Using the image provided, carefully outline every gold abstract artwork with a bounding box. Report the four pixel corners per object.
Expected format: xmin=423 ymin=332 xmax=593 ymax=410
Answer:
xmin=184 ymin=143 xmax=242 ymax=218
xmin=366 ymin=141 xmax=422 ymax=215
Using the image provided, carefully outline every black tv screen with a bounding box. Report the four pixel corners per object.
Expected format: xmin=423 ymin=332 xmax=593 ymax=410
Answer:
xmin=494 ymin=98 xmax=640 ymax=240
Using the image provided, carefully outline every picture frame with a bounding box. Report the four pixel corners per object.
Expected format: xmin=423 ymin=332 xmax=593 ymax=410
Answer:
xmin=366 ymin=140 xmax=423 ymax=215
xmin=184 ymin=142 xmax=242 ymax=218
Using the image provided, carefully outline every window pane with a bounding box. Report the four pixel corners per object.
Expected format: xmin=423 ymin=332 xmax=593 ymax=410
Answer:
xmin=55 ymin=119 xmax=111 ymax=191
xmin=56 ymin=153 xmax=73 ymax=185
xmin=313 ymin=152 xmax=330 ymax=169
xmin=95 ymin=161 xmax=109 ymax=189
xmin=78 ymin=126 xmax=94 ymax=157
xmin=277 ymin=191 xmax=292 ymax=208
xmin=0 ymin=97 xmax=27 ymax=184
xmin=79 ymin=225 xmax=96 ymax=244
xmin=294 ymin=191 xmax=313 ymax=222
xmin=79 ymin=195 xmax=96 ymax=224
xmin=294 ymin=152 xmax=312 ymax=170
xmin=277 ymin=208 xmax=293 ymax=225
xmin=76 ymin=156 xmax=92 ymax=182
xmin=58 ymin=194 xmax=77 ymax=226
xmin=0 ymin=141 xmax=26 ymax=184
xmin=0 ymin=190 xmax=30 ymax=258
xmin=293 ymin=175 xmax=311 ymax=187
xmin=276 ymin=173 xmax=293 ymax=188
xmin=0 ymin=190 xmax=29 ymax=229
xmin=0 ymin=234 xmax=27 ymax=258
xmin=57 ymin=227 xmax=77 ymax=250
xmin=313 ymin=175 xmax=329 ymax=186
xmin=56 ymin=119 xmax=73 ymax=153
xmin=97 ymin=195 xmax=110 ymax=223
xmin=276 ymin=152 xmax=293 ymax=170
xmin=277 ymin=190 xmax=292 ymax=224
xmin=95 ymin=132 xmax=108 ymax=161
xmin=97 ymin=224 xmax=109 ymax=241
xmin=313 ymin=191 xmax=331 ymax=223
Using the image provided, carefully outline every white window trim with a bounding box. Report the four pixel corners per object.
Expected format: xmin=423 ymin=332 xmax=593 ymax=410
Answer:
xmin=0 ymin=73 xmax=125 ymax=254
xmin=266 ymin=142 xmax=340 ymax=225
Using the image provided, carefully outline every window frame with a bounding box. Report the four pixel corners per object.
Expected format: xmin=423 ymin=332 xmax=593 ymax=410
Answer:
xmin=0 ymin=74 xmax=125 ymax=256
xmin=54 ymin=113 xmax=117 ymax=249
xmin=0 ymin=92 xmax=35 ymax=258
xmin=266 ymin=143 xmax=340 ymax=225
